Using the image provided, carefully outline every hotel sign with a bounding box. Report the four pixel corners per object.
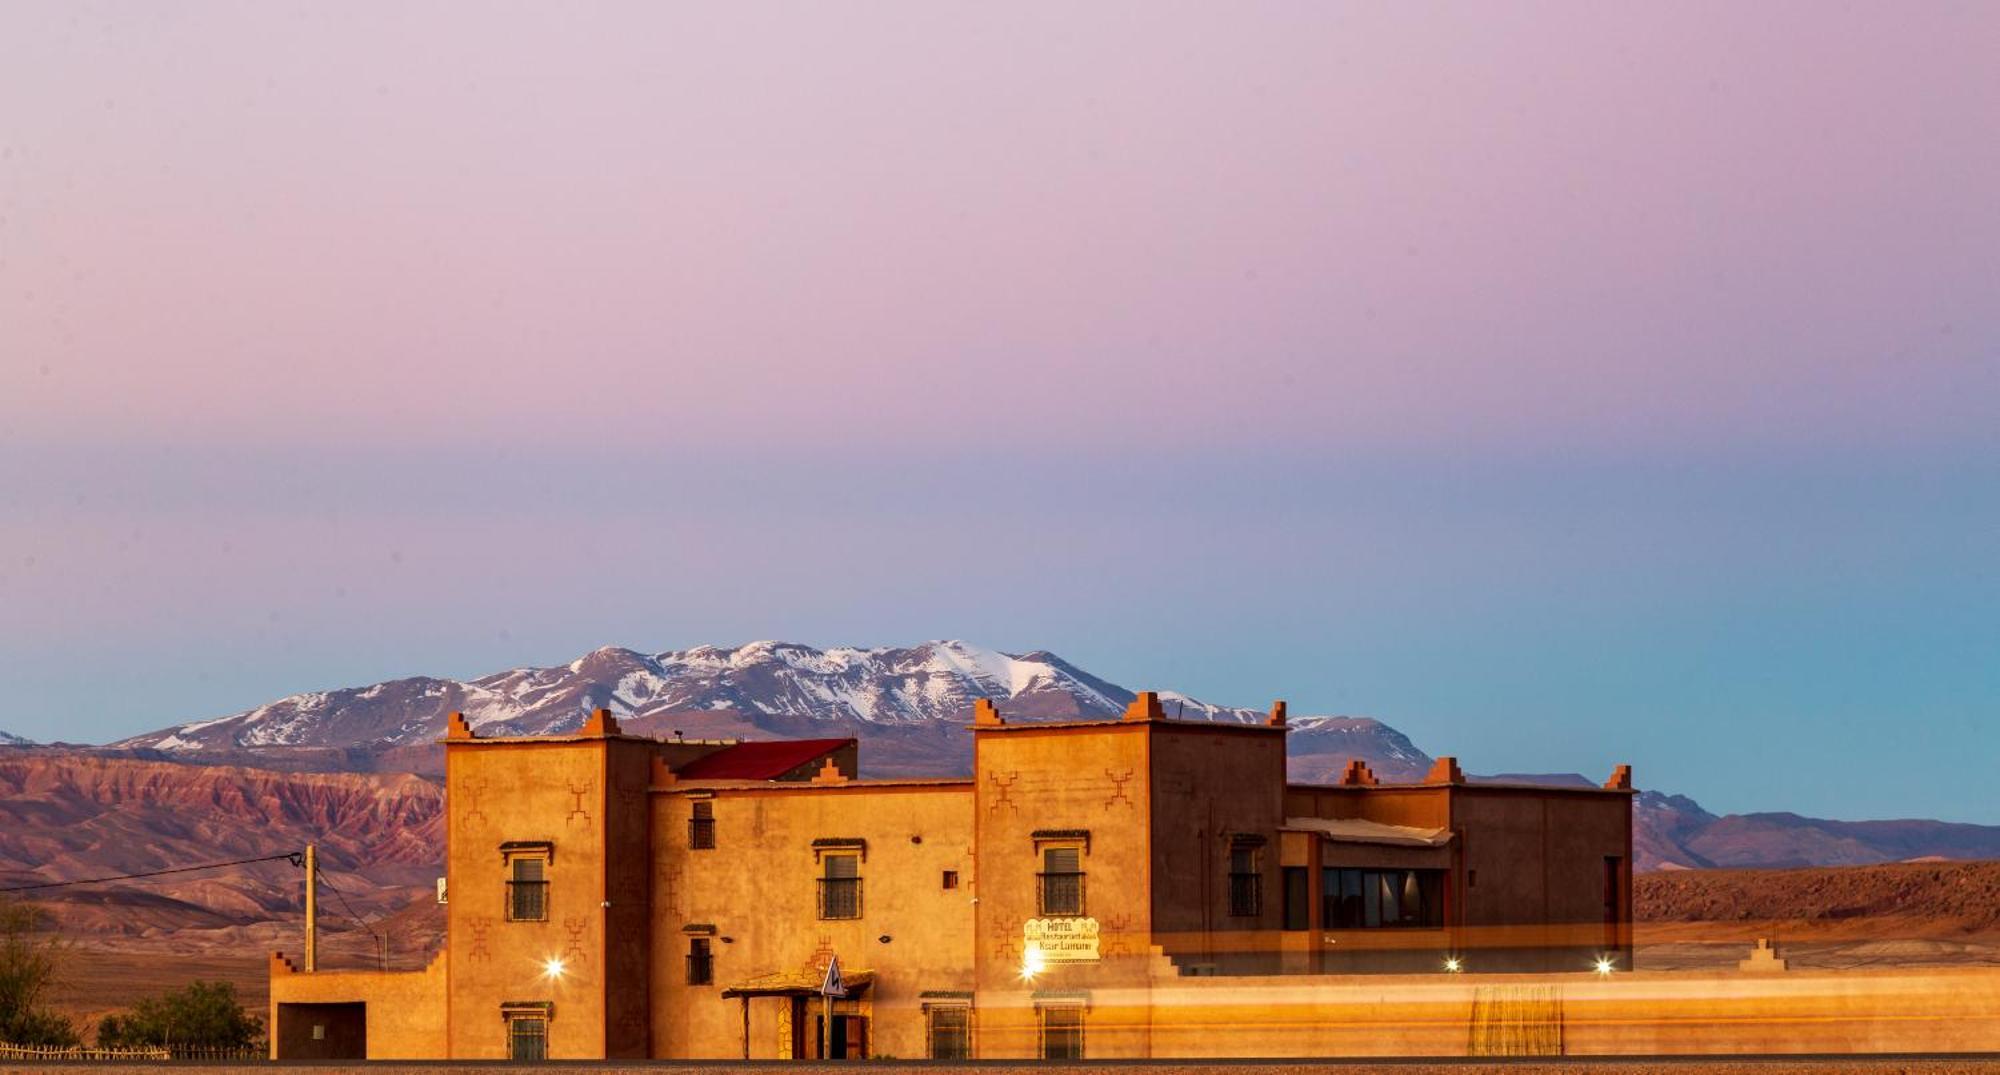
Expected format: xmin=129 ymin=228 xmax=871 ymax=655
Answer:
xmin=1024 ymin=917 xmax=1100 ymax=963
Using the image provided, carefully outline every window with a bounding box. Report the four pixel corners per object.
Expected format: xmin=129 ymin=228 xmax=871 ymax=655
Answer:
xmin=941 ymin=869 xmax=959 ymax=890
xmin=926 ymin=1005 xmax=970 ymax=1059
xmin=1320 ymin=867 xmax=1445 ymax=929
xmin=1038 ymin=1005 xmax=1084 ymax=1060
xmin=1228 ymin=845 xmax=1261 ymax=917
xmin=818 ymin=852 xmax=862 ymax=919
xmin=1037 ymin=846 xmax=1085 ymax=917
xmin=1282 ymin=866 xmax=1309 ymax=931
xmin=689 ymin=801 xmax=715 ymax=850
xmin=507 ymin=856 xmax=549 ymax=922
xmin=507 ymin=1015 xmax=547 ymax=1060
xmin=686 ymin=937 xmax=714 ymax=985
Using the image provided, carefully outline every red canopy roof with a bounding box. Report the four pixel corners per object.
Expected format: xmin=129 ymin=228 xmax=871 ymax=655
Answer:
xmin=677 ymin=738 xmax=853 ymax=780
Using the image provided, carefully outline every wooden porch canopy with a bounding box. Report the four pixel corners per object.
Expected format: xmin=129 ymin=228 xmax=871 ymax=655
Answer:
xmin=721 ymin=967 xmax=875 ymax=999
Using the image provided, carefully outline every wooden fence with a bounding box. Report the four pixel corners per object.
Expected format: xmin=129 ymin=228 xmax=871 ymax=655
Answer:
xmin=0 ymin=1041 xmax=266 ymax=1061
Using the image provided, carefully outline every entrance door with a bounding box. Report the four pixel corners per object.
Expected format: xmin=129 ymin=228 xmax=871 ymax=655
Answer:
xmin=275 ymin=1002 xmax=366 ymax=1060
xmin=825 ymin=1015 xmax=866 ymax=1059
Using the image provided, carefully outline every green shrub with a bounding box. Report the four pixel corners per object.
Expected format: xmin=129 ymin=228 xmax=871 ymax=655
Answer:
xmin=96 ymin=980 xmax=263 ymax=1050
xmin=0 ymin=897 xmax=79 ymax=1048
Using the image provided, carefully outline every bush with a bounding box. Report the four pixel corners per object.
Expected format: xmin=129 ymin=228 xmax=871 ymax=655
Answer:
xmin=96 ymin=980 xmax=262 ymax=1050
xmin=0 ymin=897 xmax=80 ymax=1048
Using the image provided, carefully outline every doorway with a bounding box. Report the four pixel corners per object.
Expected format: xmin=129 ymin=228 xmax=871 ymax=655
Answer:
xmin=274 ymin=1002 xmax=366 ymax=1060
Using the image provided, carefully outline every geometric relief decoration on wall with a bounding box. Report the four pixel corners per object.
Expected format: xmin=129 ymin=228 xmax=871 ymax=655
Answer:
xmin=467 ymin=916 xmax=491 ymax=962
xmin=565 ymin=780 xmax=593 ymax=827
xmin=985 ymin=770 xmax=1020 ymax=816
xmin=1103 ymin=768 xmax=1134 ymax=811
xmin=1099 ymin=911 xmax=1133 ymax=959
xmin=457 ymin=778 xmax=489 ymax=832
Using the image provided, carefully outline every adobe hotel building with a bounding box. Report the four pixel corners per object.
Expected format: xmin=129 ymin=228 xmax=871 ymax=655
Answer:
xmin=269 ymin=693 xmax=1635 ymax=1060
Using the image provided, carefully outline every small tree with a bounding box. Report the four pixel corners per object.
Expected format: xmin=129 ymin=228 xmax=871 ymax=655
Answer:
xmin=96 ymin=980 xmax=262 ymax=1051
xmin=0 ymin=896 xmax=79 ymax=1047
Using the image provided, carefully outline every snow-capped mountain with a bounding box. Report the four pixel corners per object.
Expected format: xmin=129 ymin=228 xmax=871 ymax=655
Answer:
xmin=0 ymin=729 xmax=32 ymax=747
xmin=112 ymin=640 xmax=1428 ymax=777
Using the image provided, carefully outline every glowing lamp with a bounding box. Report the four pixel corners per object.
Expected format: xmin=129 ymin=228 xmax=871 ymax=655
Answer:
xmin=1020 ymin=943 xmax=1046 ymax=981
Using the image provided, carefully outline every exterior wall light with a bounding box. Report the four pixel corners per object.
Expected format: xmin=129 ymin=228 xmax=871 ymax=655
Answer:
xmin=1443 ymin=957 xmax=1463 ymax=973
xmin=1593 ymin=957 xmax=1615 ymax=976
xmin=543 ymin=956 xmax=568 ymax=979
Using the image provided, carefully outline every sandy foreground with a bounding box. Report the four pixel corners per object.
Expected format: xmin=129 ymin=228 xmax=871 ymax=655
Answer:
xmin=11 ymin=1055 xmax=2000 ymax=1063
xmin=44 ymin=924 xmax=2000 ymax=1024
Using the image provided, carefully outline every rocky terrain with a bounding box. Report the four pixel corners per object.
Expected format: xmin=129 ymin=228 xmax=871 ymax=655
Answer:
xmin=1638 ymin=859 xmax=2000 ymax=932
xmin=1633 ymin=860 xmax=2000 ymax=971
xmin=0 ymin=753 xmax=440 ymax=940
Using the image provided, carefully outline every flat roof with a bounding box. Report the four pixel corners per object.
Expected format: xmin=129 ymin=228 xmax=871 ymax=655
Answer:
xmin=1282 ymin=816 xmax=1454 ymax=847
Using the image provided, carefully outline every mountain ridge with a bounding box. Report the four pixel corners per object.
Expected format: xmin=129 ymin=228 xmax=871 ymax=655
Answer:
xmin=75 ymin=638 xmax=2000 ymax=874
xmin=110 ymin=639 xmax=1428 ymax=774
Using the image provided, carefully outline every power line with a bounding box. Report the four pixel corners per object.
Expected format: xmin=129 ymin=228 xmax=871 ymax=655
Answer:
xmin=314 ymin=863 xmax=388 ymax=970
xmin=0 ymin=851 xmax=302 ymax=894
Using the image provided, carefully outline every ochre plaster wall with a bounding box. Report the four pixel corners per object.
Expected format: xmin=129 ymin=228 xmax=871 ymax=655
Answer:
xmin=651 ymin=780 xmax=976 ymax=1060
xmin=971 ymin=719 xmax=1159 ymax=1059
xmin=1146 ymin=722 xmax=1287 ymax=972
xmin=443 ymin=735 xmax=649 ymax=1058
xmin=267 ymin=951 xmax=448 ymax=1059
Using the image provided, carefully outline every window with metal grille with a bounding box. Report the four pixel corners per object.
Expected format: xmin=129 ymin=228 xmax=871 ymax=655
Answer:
xmin=926 ymin=1005 xmax=970 ymax=1059
xmin=1038 ymin=1005 xmax=1084 ymax=1060
xmin=817 ymin=852 xmax=862 ymax=919
xmin=507 ymin=857 xmax=548 ymax=922
xmin=689 ymin=801 xmax=716 ymax=849
xmin=686 ymin=937 xmax=713 ymax=985
xmin=1037 ymin=845 xmax=1085 ymax=917
xmin=507 ymin=1015 xmax=547 ymax=1060
xmin=1228 ymin=845 xmax=1262 ymax=917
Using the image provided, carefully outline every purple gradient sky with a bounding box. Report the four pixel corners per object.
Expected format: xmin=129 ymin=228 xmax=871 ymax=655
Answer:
xmin=2 ymin=4 xmax=1996 ymax=820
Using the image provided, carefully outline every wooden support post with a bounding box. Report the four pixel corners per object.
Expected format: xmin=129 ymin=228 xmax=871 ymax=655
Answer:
xmin=303 ymin=843 xmax=318 ymax=973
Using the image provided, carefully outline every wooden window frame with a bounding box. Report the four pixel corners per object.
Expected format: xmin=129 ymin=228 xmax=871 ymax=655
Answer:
xmin=504 ymin=852 xmax=550 ymax=923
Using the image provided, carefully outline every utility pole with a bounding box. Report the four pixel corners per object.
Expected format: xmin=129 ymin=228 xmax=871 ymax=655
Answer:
xmin=304 ymin=843 xmax=318 ymax=972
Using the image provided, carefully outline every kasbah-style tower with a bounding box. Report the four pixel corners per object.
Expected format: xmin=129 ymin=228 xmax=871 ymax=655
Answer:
xmin=441 ymin=706 xmax=655 ymax=1058
xmin=966 ymin=692 xmax=1288 ymax=1056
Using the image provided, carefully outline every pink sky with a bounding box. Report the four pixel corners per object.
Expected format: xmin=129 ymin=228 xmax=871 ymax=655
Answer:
xmin=3 ymin=2 xmax=1994 ymax=454
xmin=1 ymin=3 xmax=1996 ymax=822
